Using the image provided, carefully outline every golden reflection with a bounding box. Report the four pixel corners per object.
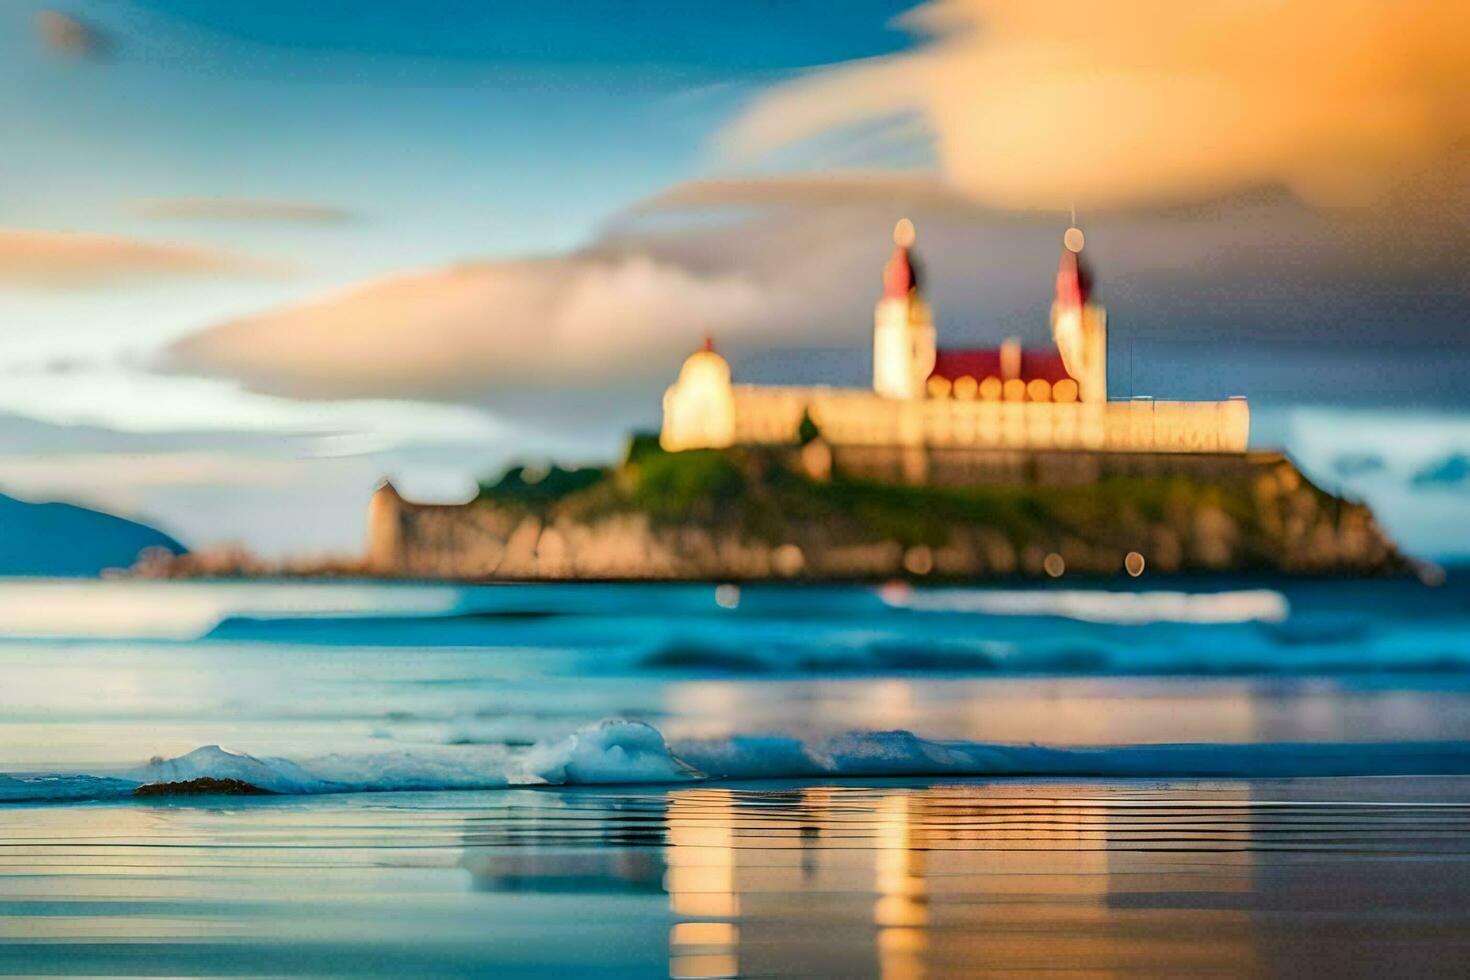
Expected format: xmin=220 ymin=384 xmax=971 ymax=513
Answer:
xmin=671 ymin=921 xmax=738 ymax=945
xmin=652 ymin=781 xmax=1268 ymax=977
xmin=875 ymin=794 xmax=927 ymax=980
xmin=669 ymin=953 xmax=738 ymax=979
xmin=666 ymin=788 xmax=739 ymax=977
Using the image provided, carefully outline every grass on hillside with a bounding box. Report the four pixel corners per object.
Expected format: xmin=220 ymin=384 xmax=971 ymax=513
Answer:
xmin=476 ymin=442 xmax=1269 ymax=550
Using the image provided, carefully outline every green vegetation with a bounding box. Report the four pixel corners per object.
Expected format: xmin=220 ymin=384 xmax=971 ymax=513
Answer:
xmin=631 ymin=449 xmax=749 ymax=521
xmin=459 ymin=440 xmax=1399 ymax=578
xmin=475 ymin=443 xmax=1270 ymax=551
xmin=476 ymin=464 xmax=606 ymax=508
xmin=797 ymin=409 xmax=821 ymax=446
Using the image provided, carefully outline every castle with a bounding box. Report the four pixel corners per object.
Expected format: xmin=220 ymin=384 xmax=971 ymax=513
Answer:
xmin=660 ymin=221 xmax=1249 ymax=458
xmin=342 ymin=222 xmax=1347 ymax=583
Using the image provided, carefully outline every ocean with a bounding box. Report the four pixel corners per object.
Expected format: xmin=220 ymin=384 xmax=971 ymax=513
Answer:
xmin=3 ymin=574 xmax=1470 ymax=975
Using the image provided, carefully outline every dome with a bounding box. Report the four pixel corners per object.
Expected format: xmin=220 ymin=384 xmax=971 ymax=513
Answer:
xmin=677 ymin=340 xmax=731 ymax=386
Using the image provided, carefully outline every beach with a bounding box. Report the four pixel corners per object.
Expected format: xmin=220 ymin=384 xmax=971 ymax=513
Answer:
xmin=2 ymin=576 xmax=1470 ymax=975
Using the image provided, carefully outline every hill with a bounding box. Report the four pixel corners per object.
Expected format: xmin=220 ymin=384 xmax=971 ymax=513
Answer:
xmin=355 ymin=440 xmax=1406 ymax=581
xmin=0 ymin=491 xmax=186 ymax=577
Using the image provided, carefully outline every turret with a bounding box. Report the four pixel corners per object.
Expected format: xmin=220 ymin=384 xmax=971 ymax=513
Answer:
xmin=1049 ymin=227 xmax=1108 ymax=403
xmin=366 ymin=480 xmax=405 ymax=574
xmin=872 ymin=219 xmax=937 ymax=399
xmin=660 ymin=336 xmax=737 ymax=451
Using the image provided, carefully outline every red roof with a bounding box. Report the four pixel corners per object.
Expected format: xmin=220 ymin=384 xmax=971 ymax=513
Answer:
xmin=930 ymin=348 xmax=1073 ymax=385
xmin=1056 ymin=246 xmax=1092 ymax=308
xmin=883 ymin=245 xmax=916 ymax=299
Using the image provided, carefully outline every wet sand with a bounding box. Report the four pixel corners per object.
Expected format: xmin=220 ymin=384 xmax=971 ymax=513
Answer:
xmin=3 ymin=776 xmax=1469 ymax=977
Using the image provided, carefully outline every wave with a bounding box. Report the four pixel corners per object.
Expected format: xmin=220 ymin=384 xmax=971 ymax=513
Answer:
xmin=633 ymin=633 xmax=1470 ymax=676
xmin=0 ymin=579 xmax=1295 ymax=644
xmin=6 ymin=721 xmax=1470 ymax=804
xmin=880 ymin=584 xmax=1290 ymax=625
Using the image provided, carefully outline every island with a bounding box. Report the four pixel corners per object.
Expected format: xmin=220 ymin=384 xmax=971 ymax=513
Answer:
xmin=131 ymin=221 xmax=1406 ymax=582
xmin=347 ymin=437 xmax=1399 ymax=581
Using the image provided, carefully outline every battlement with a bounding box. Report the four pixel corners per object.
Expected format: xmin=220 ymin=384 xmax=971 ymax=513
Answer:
xmin=729 ymin=386 xmax=1249 ymax=454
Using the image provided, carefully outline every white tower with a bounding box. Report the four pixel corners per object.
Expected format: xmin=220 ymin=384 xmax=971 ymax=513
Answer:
xmin=1049 ymin=227 xmax=1108 ymax=403
xmin=660 ymin=337 xmax=736 ymax=451
xmin=872 ymin=219 xmax=936 ymax=400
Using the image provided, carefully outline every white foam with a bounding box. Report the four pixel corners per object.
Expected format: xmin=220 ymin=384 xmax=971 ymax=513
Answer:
xmin=125 ymin=745 xmax=329 ymax=793
xmin=517 ymin=720 xmax=701 ymax=785
xmin=86 ymin=721 xmax=694 ymax=799
xmin=8 ymin=719 xmax=1470 ymax=805
xmin=882 ymin=586 xmax=1290 ymax=625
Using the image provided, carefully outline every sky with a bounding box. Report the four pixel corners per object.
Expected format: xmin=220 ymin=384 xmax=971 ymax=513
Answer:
xmin=2 ymin=0 xmax=1468 ymax=559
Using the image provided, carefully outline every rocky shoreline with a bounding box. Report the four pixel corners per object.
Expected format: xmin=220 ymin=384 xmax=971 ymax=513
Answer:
xmin=356 ymin=445 xmax=1406 ymax=582
xmin=132 ymin=442 xmax=1409 ymax=583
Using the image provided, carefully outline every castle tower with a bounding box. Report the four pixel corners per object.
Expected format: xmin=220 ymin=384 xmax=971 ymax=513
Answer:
xmin=366 ymin=480 xmax=405 ymax=574
xmin=873 ymin=219 xmax=936 ymax=400
xmin=1050 ymin=227 xmax=1108 ymax=403
xmin=660 ymin=337 xmax=737 ymax=451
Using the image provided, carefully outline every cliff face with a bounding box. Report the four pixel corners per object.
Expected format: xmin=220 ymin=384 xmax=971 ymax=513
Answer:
xmin=367 ymin=445 xmax=1404 ymax=582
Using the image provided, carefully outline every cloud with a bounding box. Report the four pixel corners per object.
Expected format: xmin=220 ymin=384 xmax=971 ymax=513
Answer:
xmin=1411 ymin=453 xmax=1470 ymax=489
xmin=620 ymin=172 xmax=984 ymax=218
xmin=1277 ymin=407 xmax=1470 ymax=558
xmin=0 ymin=228 xmax=282 ymax=287
xmin=166 ymin=253 xmax=791 ymax=403
xmin=138 ymin=3 xmax=1470 ymax=430
xmin=1332 ymin=453 xmax=1387 ymax=480
xmin=132 ymin=198 xmax=354 ymax=223
xmin=720 ymin=0 xmax=1470 ymax=210
xmin=163 ymin=166 xmax=1470 ymax=423
xmin=0 ymin=401 xmax=517 ymax=557
xmin=35 ymin=10 xmax=105 ymax=58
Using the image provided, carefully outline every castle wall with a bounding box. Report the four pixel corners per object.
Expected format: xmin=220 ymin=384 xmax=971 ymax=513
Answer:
xmin=730 ymin=386 xmax=1249 ymax=454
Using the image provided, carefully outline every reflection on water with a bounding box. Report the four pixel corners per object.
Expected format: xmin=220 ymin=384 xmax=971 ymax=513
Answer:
xmin=451 ymin=780 xmax=1470 ymax=978
xmin=4 ymin=780 xmax=1470 ymax=975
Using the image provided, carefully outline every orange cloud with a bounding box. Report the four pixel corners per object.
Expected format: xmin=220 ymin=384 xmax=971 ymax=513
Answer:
xmin=0 ymin=228 xmax=282 ymax=287
xmin=721 ymin=0 xmax=1470 ymax=210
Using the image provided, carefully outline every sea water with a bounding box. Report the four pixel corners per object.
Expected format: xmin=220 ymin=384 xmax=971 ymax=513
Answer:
xmin=1 ymin=574 xmax=1470 ymax=796
xmin=3 ymin=574 xmax=1470 ymax=975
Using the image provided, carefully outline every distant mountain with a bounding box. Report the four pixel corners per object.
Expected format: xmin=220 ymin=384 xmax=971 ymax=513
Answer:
xmin=0 ymin=492 xmax=185 ymax=577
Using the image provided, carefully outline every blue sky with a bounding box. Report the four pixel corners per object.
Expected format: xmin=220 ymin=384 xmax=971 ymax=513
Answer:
xmin=1 ymin=0 xmax=1467 ymax=558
